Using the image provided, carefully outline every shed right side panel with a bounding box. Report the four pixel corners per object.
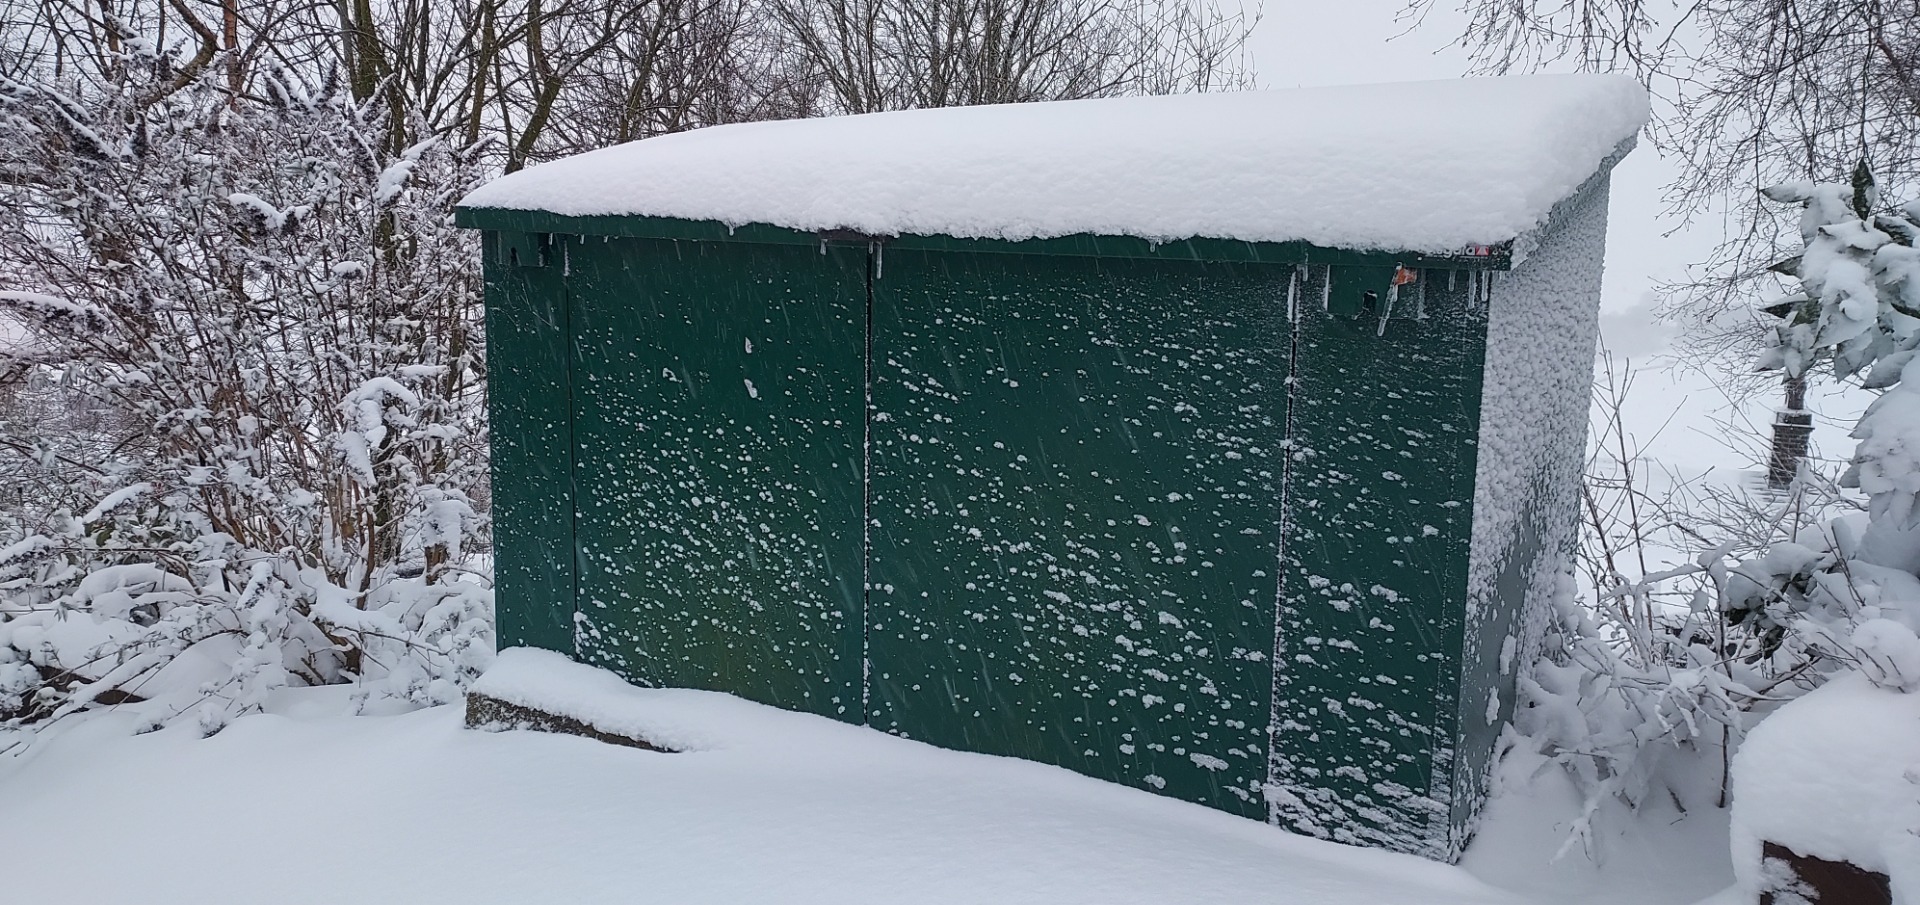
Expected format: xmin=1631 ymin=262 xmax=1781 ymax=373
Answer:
xmin=1453 ymin=169 xmax=1612 ymax=850
xmin=1270 ymin=268 xmax=1489 ymax=858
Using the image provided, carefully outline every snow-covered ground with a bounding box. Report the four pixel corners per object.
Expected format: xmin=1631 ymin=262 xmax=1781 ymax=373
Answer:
xmin=1729 ymin=672 xmax=1920 ymax=897
xmin=0 ymin=648 xmax=1737 ymax=905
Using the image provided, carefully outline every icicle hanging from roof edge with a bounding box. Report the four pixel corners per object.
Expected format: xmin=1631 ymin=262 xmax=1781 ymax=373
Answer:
xmin=1378 ymin=266 xmax=1418 ymax=336
xmin=1507 ymin=228 xmax=1540 ymax=270
xmin=1289 ymin=266 xmax=1300 ymax=320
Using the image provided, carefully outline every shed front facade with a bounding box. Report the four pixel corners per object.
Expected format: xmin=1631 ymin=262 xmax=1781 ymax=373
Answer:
xmin=459 ymin=76 xmax=1646 ymax=860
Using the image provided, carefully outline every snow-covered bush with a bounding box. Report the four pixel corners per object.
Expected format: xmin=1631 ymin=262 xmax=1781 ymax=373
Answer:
xmin=1517 ymin=551 xmax=1764 ymax=859
xmin=1516 ymin=168 xmax=1920 ymax=856
xmin=0 ymin=38 xmax=493 ymax=733
xmin=1740 ymin=168 xmax=1920 ymax=691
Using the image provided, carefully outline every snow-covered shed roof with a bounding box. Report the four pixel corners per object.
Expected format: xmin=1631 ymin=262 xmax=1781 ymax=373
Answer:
xmin=458 ymin=74 xmax=1646 ymax=255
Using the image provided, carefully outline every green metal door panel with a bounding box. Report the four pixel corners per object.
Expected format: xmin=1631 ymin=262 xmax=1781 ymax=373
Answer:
xmin=563 ymin=237 xmax=867 ymax=721
xmin=866 ymin=250 xmax=1288 ymax=818
xmin=1269 ymin=269 xmax=1488 ymax=856
xmin=483 ymin=231 xmax=577 ymax=653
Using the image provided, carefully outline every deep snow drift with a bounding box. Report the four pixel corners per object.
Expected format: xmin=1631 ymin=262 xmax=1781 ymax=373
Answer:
xmin=0 ymin=649 xmax=1736 ymax=905
xmin=459 ymin=75 xmax=1647 ymax=253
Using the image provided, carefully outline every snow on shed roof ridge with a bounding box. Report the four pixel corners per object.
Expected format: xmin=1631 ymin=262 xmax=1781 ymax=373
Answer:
xmin=459 ymin=74 xmax=1647 ymax=255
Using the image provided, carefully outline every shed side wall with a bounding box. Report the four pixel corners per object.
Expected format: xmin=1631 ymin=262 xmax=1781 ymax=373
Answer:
xmin=865 ymin=249 xmax=1289 ymax=818
xmin=1453 ymin=171 xmax=1611 ymax=851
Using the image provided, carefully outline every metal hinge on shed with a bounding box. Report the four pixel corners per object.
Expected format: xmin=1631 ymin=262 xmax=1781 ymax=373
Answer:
xmin=500 ymin=231 xmax=554 ymax=269
xmin=1325 ymin=264 xmax=1431 ymax=335
xmin=816 ymin=229 xmax=892 ymax=279
xmin=1325 ymin=265 xmax=1396 ymax=319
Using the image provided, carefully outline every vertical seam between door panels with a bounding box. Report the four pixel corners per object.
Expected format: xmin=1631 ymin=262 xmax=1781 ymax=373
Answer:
xmin=562 ymin=239 xmax=583 ymax=658
xmin=1266 ymin=264 xmax=1304 ymax=822
xmin=860 ymin=244 xmax=876 ymax=724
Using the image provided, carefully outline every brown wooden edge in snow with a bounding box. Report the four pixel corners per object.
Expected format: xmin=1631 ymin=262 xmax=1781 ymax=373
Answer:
xmin=463 ymin=692 xmax=676 ymax=753
xmin=1759 ymin=841 xmax=1890 ymax=905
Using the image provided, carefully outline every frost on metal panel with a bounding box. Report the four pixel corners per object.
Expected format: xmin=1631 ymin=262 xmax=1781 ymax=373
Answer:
xmin=1451 ymin=167 xmax=1611 ymax=849
xmin=1266 ymin=266 xmax=1489 ymax=860
xmin=864 ymin=250 xmax=1288 ymax=819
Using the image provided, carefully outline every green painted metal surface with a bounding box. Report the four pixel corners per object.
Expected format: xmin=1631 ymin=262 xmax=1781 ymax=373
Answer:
xmin=484 ymin=231 xmax=576 ymax=652
xmin=1268 ymin=269 xmax=1488 ymax=856
xmin=473 ymin=212 xmax=1517 ymax=856
xmin=864 ymin=250 xmax=1288 ymax=817
xmin=561 ymin=236 xmax=868 ymax=720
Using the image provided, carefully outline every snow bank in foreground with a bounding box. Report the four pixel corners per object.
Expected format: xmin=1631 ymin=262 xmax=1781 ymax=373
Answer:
xmin=1462 ymin=738 xmax=1734 ymax=905
xmin=0 ymin=676 xmax=1533 ymax=905
xmin=459 ymin=75 xmax=1646 ymax=254
xmin=1729 ymin=672 xmax=1920 ymax=900
xmin=467 ymin=646 xmax=802 ymax=752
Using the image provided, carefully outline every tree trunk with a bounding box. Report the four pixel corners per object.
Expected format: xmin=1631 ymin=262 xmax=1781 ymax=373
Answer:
xmin=1766 ymin=374 xmax=1812 ymax=488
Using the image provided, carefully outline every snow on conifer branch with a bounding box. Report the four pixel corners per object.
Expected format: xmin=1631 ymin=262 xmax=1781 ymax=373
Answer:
xmin=1748 ymin=165 xmax=1920 ymax=693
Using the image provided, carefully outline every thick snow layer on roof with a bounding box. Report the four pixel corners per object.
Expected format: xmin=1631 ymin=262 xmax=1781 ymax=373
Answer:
xmin=459 ymin=75 xmax=1646 ymax=254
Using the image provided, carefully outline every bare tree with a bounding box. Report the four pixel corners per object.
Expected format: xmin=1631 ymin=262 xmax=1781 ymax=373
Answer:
xmin=530 ymin=0 xmax=820 ymax=157
xmin=1428 ymin=0 xmax=1920 ymax=376
xmin=765 ymin=0 xmax=1256 ymax=115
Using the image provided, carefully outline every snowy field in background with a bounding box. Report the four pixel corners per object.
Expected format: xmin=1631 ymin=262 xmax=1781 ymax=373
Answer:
xmin=0 ymin=644 xmax=1738 ymax=905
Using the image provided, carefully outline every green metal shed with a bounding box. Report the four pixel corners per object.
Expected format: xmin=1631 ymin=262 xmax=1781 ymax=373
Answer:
xmin=457 ymin=75 xmax=1647 ymax=860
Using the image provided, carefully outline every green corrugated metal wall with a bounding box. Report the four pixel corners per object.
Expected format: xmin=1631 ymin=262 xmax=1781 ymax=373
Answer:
xmin=475 ymin=218 xmax=1503 ymax=856
xmin=484 ymin=233 xmax=576 ymax=655
xmin=565 ymin=237 xmax=869 ymax=718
